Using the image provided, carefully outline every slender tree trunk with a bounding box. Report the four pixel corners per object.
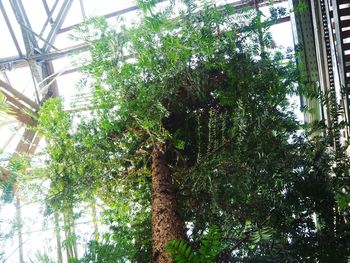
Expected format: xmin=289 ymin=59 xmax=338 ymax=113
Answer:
xmin=15 ymin=185 xmax=24 ymax=263
xmin=63 ymin=212 xmax=74 ymax=261
xmin=151 ymin=145 xmax=185 ymax=263
xmin=54 ymin=211 xmax=63 ymax=263
xmin=90 ymin=199 xmax=99 ymax=242
xmin=63 ymin=205 xmax=77 ymax=261
xmin=72 ymin=218 xmax=78 ymax=258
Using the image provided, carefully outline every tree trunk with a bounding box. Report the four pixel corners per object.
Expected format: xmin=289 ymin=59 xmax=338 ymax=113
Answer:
xmin=54 ymin=211 xmax=63 ymax=263
xmin=63 ymin=205 xmax=77 ymax=261
xmin=15 ymin=188 xmax=24 ymax=263
xmin=72 ymin=224 xmax=78 ymax=258
xmin=63 ymin=213 xmax=74 ymax=261
xmin=151 ymin=145 xmax=185 ymax=263
xmin=90 ymin=199 xmax=99 ymax=242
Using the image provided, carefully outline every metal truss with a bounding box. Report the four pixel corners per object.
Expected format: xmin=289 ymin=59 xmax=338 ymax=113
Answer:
xmin=289 ymin=0 xmax=350 ymax=148
xmin=0 ymin=0 xmax=291 ymax=159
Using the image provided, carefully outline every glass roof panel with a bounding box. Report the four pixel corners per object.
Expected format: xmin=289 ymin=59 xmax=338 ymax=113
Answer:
xmin=45 ymin=0 xmax=57 ymax=9
xmin=5 ymin=67 xmax=37 ymax=101
xmin=1 ymin=0 xmax=27 ymax=56
xmin=0 ymin=6 xmax=19 ymax=57
xmin=0 ymin=123 xmax=23 ymax=153
xmin=53 ymin=31 xmax=84 ymax=49
xmin=83 ymin=0 xmax=136 ymax=17
xmin=0 ymin=125 xmax=25 ymax=156
xmin=21 ymin=0 xmax=47 ymax=34
xmin=60 ymin=0 xmax=84 ymax=28
xmin=55 ymin=71 xmax=84 ymax=109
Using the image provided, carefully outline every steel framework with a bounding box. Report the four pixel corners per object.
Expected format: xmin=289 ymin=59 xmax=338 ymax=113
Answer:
xmin=0 ymin=0 xmax=291 ymax=169
xmin=290 ymin=0 xmax=350 ymax=148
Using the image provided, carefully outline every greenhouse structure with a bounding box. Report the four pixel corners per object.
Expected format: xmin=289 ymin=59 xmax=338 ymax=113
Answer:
xmin=0 ymin=0 xmax=349 ymax=262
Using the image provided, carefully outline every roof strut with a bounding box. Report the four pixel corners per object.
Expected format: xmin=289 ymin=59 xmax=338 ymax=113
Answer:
xmin=42 ymin=0 xmax=73 ymax=53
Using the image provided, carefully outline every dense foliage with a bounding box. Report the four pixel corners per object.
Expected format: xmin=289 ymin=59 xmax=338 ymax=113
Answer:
xmin=30 ymin=0 xmax=350 ymax=262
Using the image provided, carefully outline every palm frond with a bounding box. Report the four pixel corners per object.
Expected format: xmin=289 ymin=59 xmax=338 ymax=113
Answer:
xmin=0 ymin=91 xmax=14 ymax=124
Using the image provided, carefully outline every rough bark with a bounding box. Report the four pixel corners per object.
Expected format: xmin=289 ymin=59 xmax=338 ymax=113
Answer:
xmin=151 ymin=145 xmax=185 ymax=263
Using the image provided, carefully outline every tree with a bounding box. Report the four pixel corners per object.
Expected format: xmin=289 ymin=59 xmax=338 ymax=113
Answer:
xmin=75 ymin=2 xmax=300 ymax=262
xmin=73 ymin=1 xmax=298 ymax=260
xmin=74 ymin=2 xmax=257 ymax=261
xmin=36 ymin=0 xmax=350 ymax=261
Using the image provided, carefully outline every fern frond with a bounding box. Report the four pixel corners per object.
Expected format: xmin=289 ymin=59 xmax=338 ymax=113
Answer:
xmin=165 ymin=239 xmax=196 ymax=263
xmin=166 ymin=226 xmax=222 ymax=263
xmin=198 ymin=225 xmax=222 ymax=262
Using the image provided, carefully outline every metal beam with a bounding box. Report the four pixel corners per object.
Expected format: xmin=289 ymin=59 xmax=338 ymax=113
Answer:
xmin=0 ymin=77 xmax=37 ymax=127
xmin=27 ymin=132 xmax=41 ymax=155
xmin=9 ymin=0 xmax=39 ymax=53
xmin=0 ymin=79 xmax=38 ymax=110
xmin=9 ymin=0 xmax=62 ymax=103
xmin=0 ymin=74 xmax=36 ymax=117
xmin=7 ymin=105 xmax=37 ymax=126
xmin=42 ymin=0 xmax=54 ymax=24
xmin=9 ymin=0 xmax=40 ymax=103
xmin=59 ymin=5 xmax=142 ymax=34
xmin=0 ymin=123 xmax=23 ymax=152
xmin=3 ymin=93 xmax=36 ymax=116
xmin=0 ymin=43 xmax=89 ymax=69
xmin=59 ymin=0 xmax=177 ymax=34
xmin=79 ymin=0 xmax=86 ymax=18
xmin=36 ymin=43 xmax=89 ymax=61
xmin=15 ymin=129 xmax=37 ymax=154
xmin=43 ymin=0 xmax=73 ymax=53
xmin=39 ymin=0 xmax=60 ymax=38
xmin=17 ymin=0 xmax=39 ymax=50
xmin=1 ymin=93 xmax=36 ymax=124
xmin=0 ymin=56 xmax=26 ymax=69
xmin=58 ymin=0 xmax=287 ymax=34
xmin=20 ymin=22 xmax=59 ymax=51
xmin=0 ymin=0 xmax=23 ymax=57
xmin=0 ymin=2 xmax=290 ymax=69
